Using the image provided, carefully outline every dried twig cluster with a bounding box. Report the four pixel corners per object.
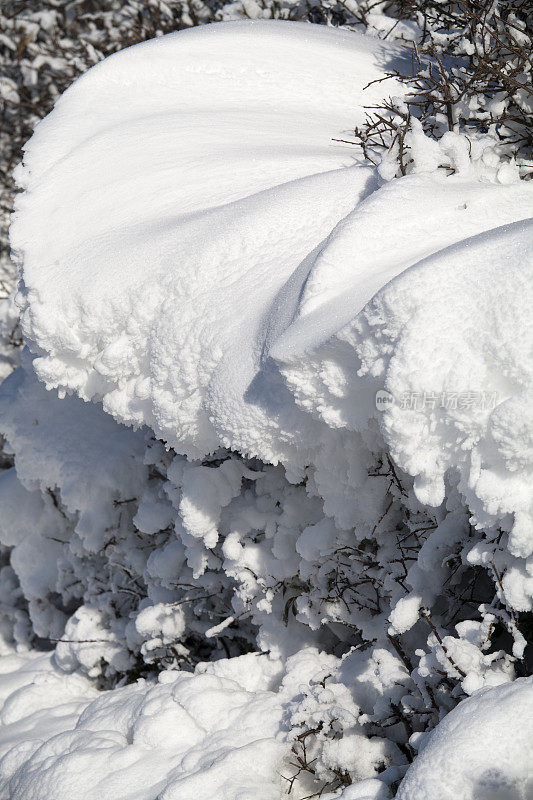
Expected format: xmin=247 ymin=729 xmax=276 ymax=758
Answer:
xmin=348 ymin=0 xmax=532 ymax=177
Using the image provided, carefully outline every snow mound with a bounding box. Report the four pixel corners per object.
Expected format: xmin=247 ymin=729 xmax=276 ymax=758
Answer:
xmin=397 ymin=677 xmax=533 ymax=800
xmin=0 ymin=648 xmax=353 ymax=800
xmin=12 ymin=22 xmax=532 ymax=491
xmin=11 ymin=20 xmax=405 ymax=458
xmin=0 ymin=651 xmax=284 ymax=799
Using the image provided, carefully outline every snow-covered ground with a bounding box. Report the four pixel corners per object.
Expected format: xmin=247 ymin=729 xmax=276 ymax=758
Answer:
xmin=2 ymin=649 xmax=532 ymax=800
xmin=0 ymin=19 xmax=532 ymax=800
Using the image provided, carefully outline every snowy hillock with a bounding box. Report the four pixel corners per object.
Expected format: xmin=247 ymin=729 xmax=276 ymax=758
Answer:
xmin=0 ymin=20 xmax=532 ymax=800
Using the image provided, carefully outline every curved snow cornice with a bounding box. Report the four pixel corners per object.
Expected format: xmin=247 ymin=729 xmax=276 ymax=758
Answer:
xmin=9 ymin=22 xmax=533 ymax=528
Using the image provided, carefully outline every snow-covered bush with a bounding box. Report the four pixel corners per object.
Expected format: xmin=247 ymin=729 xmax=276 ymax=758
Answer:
xmin=0 ymin=12 xmax=532 ymax=800
xmin=2 ymin=3 xmax=530 ymax=370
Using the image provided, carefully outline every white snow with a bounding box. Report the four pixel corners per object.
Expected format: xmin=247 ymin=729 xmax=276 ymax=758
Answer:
xmin=397 ymin=677 xmax=533 ymax=800
xmin=1 ymin=18 xmax=533 ymax=800
xmin=3 ymin=647 xmax=531 ymax=800
xmin=0 ymin=648 xmax=370 ymax=800
xmin=0 ymin=650 xmax=286 ymax=800
xmin=11 ymin=20 xmax=407 ymax=459
xmin=10 ymin=22 xmax=532 ymax=493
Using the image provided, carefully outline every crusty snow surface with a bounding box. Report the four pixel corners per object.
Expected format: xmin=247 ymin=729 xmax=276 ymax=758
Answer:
xmin=1 ymin=19 xmax=533 ymax=800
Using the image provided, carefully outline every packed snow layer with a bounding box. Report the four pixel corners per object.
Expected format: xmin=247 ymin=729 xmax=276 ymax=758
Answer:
xmin=397 ymin=676 xmax=533 ymax=800
xmin=279 ymin=218 xmax=533 ymax=540
xmin=11 ymin=19 xmax=406 ymax=460
xmin=0 ymin=647 xmax=393 ymax=800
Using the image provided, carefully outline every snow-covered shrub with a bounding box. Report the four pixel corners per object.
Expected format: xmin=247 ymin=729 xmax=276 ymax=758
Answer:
xmin=0 ymin=14 xmax=532 ymax=800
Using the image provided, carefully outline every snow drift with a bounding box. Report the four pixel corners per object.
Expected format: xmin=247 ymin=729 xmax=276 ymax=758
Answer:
xmin=397 ymin=676 xmax=533 ymax=800
xmin=1 ymin=650 xmax=532 ymax=800
xmin=1 ymin=19 xmax=533 ymax=800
